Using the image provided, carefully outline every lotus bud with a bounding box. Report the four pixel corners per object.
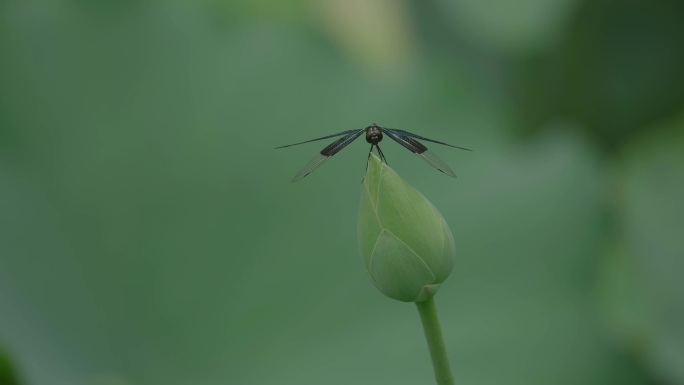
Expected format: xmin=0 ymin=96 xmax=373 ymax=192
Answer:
xmin=358 ymin=153 xmax=456 ymax=302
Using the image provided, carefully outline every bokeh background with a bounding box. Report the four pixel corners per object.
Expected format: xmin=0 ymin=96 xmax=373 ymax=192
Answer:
xmin=1 ymin=0 xmax=683 ymax=384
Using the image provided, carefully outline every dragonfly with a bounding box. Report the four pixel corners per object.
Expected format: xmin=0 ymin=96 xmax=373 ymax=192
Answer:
xmin=276 ymin=124 xmax=471 ymax=182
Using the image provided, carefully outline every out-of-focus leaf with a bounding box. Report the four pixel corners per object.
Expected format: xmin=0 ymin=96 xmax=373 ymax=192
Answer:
xmin=516 ymin=0 xmax=684 ymax=147
xmin=0 ymin=346 xmax=21 ymax=385
xmin=433 ymin=0 xmax=580 ymax=55
xmin=202 ymin=0 xmax=307 ymax=22
xmin=311 ymin=0 xmax=417 ymax=74
xmin=600 ymin=112 xmax=684 ymax=383
xmin=88 ymin=375 xmax=131 ymax=385
xmin=429 ymin=126 xmax=618 ymax=385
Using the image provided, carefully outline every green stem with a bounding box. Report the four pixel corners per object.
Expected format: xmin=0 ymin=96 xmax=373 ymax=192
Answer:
xmin=415 ymin=297 xmax=454 ymax=385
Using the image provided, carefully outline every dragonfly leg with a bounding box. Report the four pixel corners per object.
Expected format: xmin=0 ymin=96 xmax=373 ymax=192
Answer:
xmin=366 ymin=144 xmax=375 ymax=165
xmin=361 ymin=144 xmax=374 ymax=183
xmin=376 ymin=144 xmax=388 ymax=164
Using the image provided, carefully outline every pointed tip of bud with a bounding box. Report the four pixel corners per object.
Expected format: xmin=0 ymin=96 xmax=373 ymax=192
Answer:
xmin=358 ymin=153 xmax=456 ymax=302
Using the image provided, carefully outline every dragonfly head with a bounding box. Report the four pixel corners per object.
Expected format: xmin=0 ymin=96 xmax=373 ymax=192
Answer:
xmin=365 ymin=125 xmax=383 ymax=144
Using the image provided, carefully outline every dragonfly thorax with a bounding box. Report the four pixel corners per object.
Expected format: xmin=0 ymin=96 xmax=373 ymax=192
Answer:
xmin=365 ymin=126 xmax=383 ymax=144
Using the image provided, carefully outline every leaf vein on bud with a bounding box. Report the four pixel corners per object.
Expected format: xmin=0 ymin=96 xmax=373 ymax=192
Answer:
xmin=378 ymin=228 xmax=437 ymax=281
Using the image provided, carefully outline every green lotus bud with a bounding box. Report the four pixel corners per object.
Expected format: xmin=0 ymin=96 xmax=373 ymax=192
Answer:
xmin=358 ymin=153 xmax=456 ymax=302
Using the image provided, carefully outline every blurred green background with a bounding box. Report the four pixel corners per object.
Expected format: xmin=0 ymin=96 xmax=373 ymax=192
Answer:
xmin=1 ymin=0 xmax=683 ymax=384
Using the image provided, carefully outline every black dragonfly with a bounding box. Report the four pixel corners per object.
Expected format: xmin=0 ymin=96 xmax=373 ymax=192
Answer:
xmin=276 ymin=124 xmax=471 ymax=182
